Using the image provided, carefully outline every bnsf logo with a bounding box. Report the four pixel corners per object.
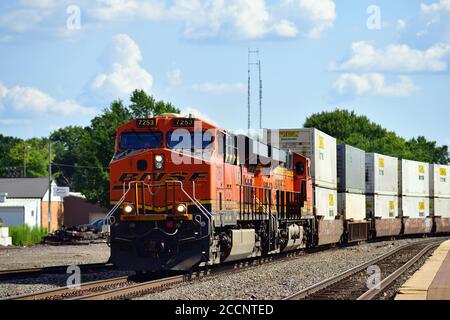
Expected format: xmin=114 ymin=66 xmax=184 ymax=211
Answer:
xmin=113 ymin=172 xmax=209 ymax=189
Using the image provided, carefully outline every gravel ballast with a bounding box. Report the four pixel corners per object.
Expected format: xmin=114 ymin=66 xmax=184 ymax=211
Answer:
xmin=136 ymin=238 xmax=429 ymax=300
xmin=0 ymin=243 xmax=119 ymax=298
xmin=0 ymin=243 xmax=110 ymax=271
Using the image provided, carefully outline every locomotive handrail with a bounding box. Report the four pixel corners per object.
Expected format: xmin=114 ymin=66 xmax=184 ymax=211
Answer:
xmin=104 ymin=183 xmax=133 ymax=225
xmin=171 ymin=180 xmax=212 ymax=236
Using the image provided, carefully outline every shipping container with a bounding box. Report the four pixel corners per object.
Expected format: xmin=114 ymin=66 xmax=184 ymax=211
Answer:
xmin=399 ymin=196 xmax=430 ymax=218
xmin=430 ymin=197 xmax=450 ymax=218
xmin=314 ymin=186 xmax=337 ymax=220
xmin=337 ymin=144 xmax=365 ymax=194
xmin=429 ymin=164 xmax=450 ymax=198
xmin=366 ymin=194 xmax=398 ymax=219
xmin=338 ymin=193 xmax=366 ymax=221
xmin=398 ymin=160 xmax=429 ymax=197
xmin=264 ymin=128 xmax=337 ymax=189
xmin=365 ymin=153 xmax=398 ymax=195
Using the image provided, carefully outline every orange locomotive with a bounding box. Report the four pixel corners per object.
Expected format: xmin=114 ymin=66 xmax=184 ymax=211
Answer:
xmin=109 ymin=114 xmax=314 ymax=271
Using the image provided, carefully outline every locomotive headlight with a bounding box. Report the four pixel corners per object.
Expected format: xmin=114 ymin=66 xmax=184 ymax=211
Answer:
xmin=154 ymin=154 xmax=164 ymax=170
xmin=123 ymin=204 xmax=134 ymax=214
xmin=176 ymin=204 xmax=187 ymax=214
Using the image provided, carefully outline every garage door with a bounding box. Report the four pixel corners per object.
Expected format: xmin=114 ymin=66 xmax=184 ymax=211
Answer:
xmin=0 ymin=207 xmax=25 ymax=227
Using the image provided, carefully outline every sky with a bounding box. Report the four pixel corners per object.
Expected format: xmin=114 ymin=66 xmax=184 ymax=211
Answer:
xmin=0 ymin=0 xmax=449 ymax=146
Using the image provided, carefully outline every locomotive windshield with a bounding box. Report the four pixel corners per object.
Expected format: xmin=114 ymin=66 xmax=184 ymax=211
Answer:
xmin=167 ymin=131 xmax=214 ymax=150
xmin=120 ymin=132 xmax=163 ymax=150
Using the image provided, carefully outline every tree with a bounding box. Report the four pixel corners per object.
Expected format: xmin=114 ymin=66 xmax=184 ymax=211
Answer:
xmin=8 ymin=138 xmax=51 ymax=177
xmin=50 ymin=126 xmax=88 ymax=187
xmin=0 ymin=134 xmax=23 ymax=177
xmin=129 ymin=89 xmax=180 ymax=118
xmin=304 ymin=109 xmax=450 ymax=164
xmin=72 ymin=100 xmax=132 ymax=207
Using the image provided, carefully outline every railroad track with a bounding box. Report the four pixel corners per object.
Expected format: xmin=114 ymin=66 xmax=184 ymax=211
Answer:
xmin=284 ymin=239 xmax=443 ymax=301
xmin=0 ymin=262 xmax=114 ymax=281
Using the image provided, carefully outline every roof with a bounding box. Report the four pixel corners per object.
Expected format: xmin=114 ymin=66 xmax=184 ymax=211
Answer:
xmin=0 ymin=178 xmax=50 ymax=199
xmin=0 ymin=198 xmax=38 ymax=208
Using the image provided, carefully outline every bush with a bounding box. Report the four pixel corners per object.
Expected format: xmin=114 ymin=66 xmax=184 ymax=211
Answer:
xmin=9 ymin=225 xmax=48 ymax=246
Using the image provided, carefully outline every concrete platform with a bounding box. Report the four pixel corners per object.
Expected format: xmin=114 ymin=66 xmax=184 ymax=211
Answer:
xmin=395 ymin=240 xmax=450 ymax=300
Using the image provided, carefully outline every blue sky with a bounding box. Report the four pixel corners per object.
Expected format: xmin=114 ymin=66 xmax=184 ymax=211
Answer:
xmin=0 ymin=0 xmax=449 ymax=147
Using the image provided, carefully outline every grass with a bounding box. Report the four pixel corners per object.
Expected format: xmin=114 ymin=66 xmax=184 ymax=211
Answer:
xmin=9 ymin=224 xmax=48 ymax=246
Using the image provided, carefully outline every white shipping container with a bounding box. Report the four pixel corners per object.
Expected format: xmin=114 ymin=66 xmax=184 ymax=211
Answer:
xmin=399 ymin=196 xmax=429 ymax=218
xmin=338 ymin=193 xmax=366 ymax=221
xmin=315 ymin=187 xmax=337 ymax=220
xmin=430 ymin=198 xmax=450 ymax=218
xmin=366 ymin=194 xmax=399 ymax=219
xmin=264 ymin=128 xmax=337 ymax=189
xmin=365 ymin=153 xmax=398 ymax=195
xmin=399 ymin=160 xmax=429 ymax=197
xmin=429 ymin=164 xmax=450 ymax=198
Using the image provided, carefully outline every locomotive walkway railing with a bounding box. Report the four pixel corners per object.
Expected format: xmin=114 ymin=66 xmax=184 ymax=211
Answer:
xmin=239 ymin=185 xmax=304 ymax=221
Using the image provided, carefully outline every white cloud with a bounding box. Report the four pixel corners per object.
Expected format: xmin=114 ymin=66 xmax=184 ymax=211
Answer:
xmin=192 ymin=82 xmax=246 ymax=94
xmin=18 ymin=0 xmax=59 ymax=8
xmin=0 ymin=119 xmax=32 ymax=126
xmin=0 ymin=0 xmax=336 ymax=40
xmin=421 ymin=0 xmax=450 ymax=14
xmin=0 ymin=82 xmax=96 ymax=116
xmin=88 ymin=34 xmax=153 ymax=102
xmin=332 ymin=41 xmax=450 ymax=73
xmin=181 ymin=107 xmax=216 ymax=125
xmin=167 ymin=67 xmax=182 ymax=87
xmin=278 ymin=0 xmax=336 ymax=38
xmin=332 ymin=73 xmax=416 ymax=97
xmin=397 ymin=19 xmax=406 ymax=30
xmin=89 ymin=0 xmax=165 ymax=21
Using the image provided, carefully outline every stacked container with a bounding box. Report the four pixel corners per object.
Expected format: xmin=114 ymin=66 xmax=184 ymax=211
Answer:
xmin=365 ymin=153 xmax=401 ymax=237
xmin=264 ymin=128 xmax=341 ymax=245
xmin=398 ymin=159 xmax=432 ymax=234
xmin=337 ymin=145 xmax=369 ymax=242
xmin=429 ymin=164 xmax=450 ymax=232
xmin=337 ymin=145 xmax=366 ymax=221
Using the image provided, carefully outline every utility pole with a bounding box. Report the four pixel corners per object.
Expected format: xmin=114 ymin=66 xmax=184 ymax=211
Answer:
xmin=23 ymin=145 xmax=30 ymax=178
xmin=48 ymin=141 xmax=52 ymax=232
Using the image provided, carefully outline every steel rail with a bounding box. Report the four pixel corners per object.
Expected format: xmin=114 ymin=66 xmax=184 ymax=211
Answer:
xmin=283 ymin=239 xmax=443 ymax=300
xmin=70 ymin=275 xmax=187 ymax=300
xmin=356 ymin=241 xmax=440 ymax=300
xmin=3 ymin=275 xmax=130 ymax=300
xmin=0 ymin=262 xmax=113 ymax=280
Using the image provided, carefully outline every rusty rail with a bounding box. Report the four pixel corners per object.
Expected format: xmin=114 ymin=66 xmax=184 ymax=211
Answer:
xmin=3 ymin=276 xmax=130 ymax=300
xmin=357 ymin=241 xmax=441 ymax=300
xmin=283 ymin=239 xmax=445 ymax=300
xmin=70 ymin=275 xmax=187 ymax=300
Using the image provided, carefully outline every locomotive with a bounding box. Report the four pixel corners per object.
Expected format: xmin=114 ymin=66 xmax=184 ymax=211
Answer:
xmin=108 ymin=114 xmax=317 ymax=271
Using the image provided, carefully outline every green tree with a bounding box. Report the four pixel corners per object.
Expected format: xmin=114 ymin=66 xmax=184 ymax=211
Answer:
xmin=304 ymin=109 xmax=450 ymax=164
xmin=50 ymin=126 xmax=88 ymax=187
xmin=8 ymin=138 xmax=51 ymax=177
xmin=72 ymin=100 xmax=132 ymax=207
xmin=0 ymin=134 xmax=23 ymax=177
xmin=129 ymin=89 xmax=180 ymax=118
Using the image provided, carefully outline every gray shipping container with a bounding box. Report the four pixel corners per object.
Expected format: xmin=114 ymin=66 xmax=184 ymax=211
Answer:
xmin=337 ymin=144 xmax=365 ymax=194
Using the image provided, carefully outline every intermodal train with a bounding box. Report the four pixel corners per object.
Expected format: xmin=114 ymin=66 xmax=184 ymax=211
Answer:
xmin=107 ymin=114 xmax=449 ymax=272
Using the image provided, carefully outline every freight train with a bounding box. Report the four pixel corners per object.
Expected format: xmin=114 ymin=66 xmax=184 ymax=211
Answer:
xmin=107 ymin=114 xmax=450 ymax=272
